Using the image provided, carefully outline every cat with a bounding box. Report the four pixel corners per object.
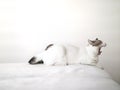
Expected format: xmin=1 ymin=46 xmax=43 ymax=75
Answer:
xmin=28 ymin=38 xmax=106 ymax=66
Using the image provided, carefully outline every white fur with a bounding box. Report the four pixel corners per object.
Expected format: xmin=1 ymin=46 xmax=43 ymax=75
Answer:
xmin=36 ymin=44 xmax=67 ymax=65
xmin=34 ymin=43 xmax=106 ymax=66
xmin=77 ymin=45 xmax=99 ymax=65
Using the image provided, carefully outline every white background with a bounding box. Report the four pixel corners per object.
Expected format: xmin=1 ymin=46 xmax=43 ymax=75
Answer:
xmin=0 ymin=0 xmax=120 ymax=84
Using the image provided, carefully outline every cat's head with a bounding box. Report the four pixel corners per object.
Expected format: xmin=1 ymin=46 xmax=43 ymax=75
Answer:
xmin=88 ymin=38 xmax=107 ymax=55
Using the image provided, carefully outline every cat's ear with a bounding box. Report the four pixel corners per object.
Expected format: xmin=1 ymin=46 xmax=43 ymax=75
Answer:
xmin=88 ymin=39 xmax=94 ymax=45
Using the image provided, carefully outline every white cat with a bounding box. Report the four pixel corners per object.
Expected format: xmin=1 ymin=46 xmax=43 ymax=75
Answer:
xmin=28 ymin=38 xmax=106 ymax=66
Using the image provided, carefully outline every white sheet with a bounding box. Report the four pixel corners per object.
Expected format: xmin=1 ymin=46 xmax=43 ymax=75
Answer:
xmin=0 ymin=63 xmax=120 ymax=90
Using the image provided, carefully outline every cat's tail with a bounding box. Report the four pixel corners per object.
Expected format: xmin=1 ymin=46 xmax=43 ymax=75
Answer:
xmin=28 ymin=44 xmax=54 ymax=65
xmin=45 ymin=44 xmax=54 ymax=50
xmin=28 ymin=57 xmax=44 ymax=65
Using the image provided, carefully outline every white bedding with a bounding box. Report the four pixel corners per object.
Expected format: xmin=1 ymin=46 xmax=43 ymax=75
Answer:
xmin=0 ymin=63 xmax=120 ymax=90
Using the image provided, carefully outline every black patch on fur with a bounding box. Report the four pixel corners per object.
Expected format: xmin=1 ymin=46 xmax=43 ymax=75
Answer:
xmin=28 ymin=57 xmax=44 ymax=65
xmin=45 ymin=44 xmax=54 ymax=50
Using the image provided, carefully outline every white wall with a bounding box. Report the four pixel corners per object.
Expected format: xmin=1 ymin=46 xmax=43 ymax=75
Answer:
xmin=0 ymin=0 xmax=120 ymax=84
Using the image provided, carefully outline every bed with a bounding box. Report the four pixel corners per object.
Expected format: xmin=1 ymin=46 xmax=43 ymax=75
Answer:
xmin=0 ymin=63 xmax=120 ymax=90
